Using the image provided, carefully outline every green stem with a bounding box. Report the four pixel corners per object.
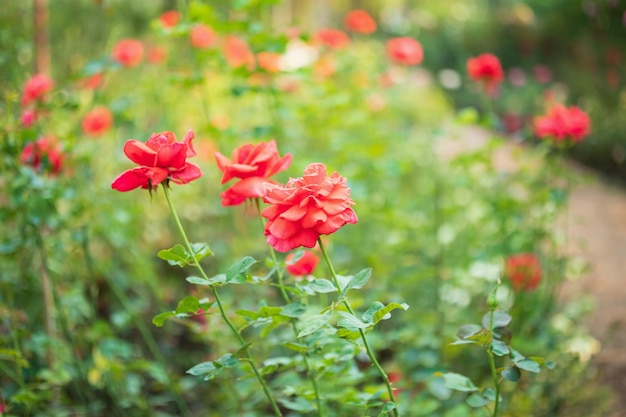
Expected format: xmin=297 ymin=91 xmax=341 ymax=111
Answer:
xmin=318 ymin=238 xmax=399 ymax=417
xmin=162 ymin=185 xmax=282 ymax=417
xmin=255 ymin=199 xmax=324 ymax=417
xmin=487 ymin=307 xmax=501 ymax=417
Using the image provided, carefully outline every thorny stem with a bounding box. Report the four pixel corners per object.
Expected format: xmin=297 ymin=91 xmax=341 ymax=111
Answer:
xmin=254 ymin=199 xmax=324 ymax=417
xmin=318 ymin=238 xmax=400 ymax=417
xmin=162 ymin=185 xmax=283 ymax=417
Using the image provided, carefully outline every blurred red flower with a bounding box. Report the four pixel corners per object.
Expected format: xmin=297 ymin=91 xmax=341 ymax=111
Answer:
xmin=111 ymin=130 xmax=202 ymax=192
xmin=80 ymin=72 xmax=104 ymax=90
xmin=20 ymin=136 xmax=64 ymax=175
xmin=286 ymin=250 xmax=320 ymax=277
xmin=21 ymin=109 xmax=37 ymax=127
xmin=534 ymin=104 xmax=591 ymax=143
xmin=112 ymin=39 xmax=144 ymax=67
xmin=21 ymin=73 xmax=53 ymax=107
xmin=82 ymin=106 xmax=113 ymax=136
xmin=159 ymin=10 xmax=180 ymax=28
xmin=190 ymin=24 xmax=217 ymax=49
xmin=222 ymin=35 xmax=254 ymax=69
xmin=313 ymin=29 xmax=350 ymax=49
xmin=386 ymin=37 xmax=423 ymax=66
xmin=257 ymin=51 xmax=281 ymax=73
xmin=215 ymin=140 xmax=292 ymax=206
xmin=505 ymin=254 xmax=542 ymax=292
xmin=466 ymin=53 xmax=504 ymax=96
xmin=344 ymin=10 xmax=377 ymax=34
xmin=262 ymin=163 xmax=358 ymax=252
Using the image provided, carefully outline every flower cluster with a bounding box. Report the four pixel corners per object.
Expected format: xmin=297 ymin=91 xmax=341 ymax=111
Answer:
xmin=20 ymin=136 xmax=64 ymax=175
xmin=534 ymin=104 xmax=591 ymax=143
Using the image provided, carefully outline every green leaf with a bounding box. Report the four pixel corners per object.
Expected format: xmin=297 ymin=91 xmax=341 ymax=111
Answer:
xmin=176 ymin=296 xmax=200 ymax=314
xmin=457 ymin=324 xmax=483 ymax=339
xmin=279 ymin=397 xmax=315 ymax=413
xmin=280 ymin=301 xmax=307 ymax=318
xmin=338 ymin=268 xmax=372 ymax=300
xmin=297 ymin=312 xmax=331 ymax=337
xmin=152 ymin=311 xmax=176 ymax=327
xmin=186 ymin=276 xmax=212 ymax=286
xmin=528 ymin=356 xmax=556 ymax=370
xmin=371 ymin=302 xmax=409 ymax=325
xmin=443 ymin=372 xmax=478 ymax=392
xmin=308 ymin=278 xmax=338 ymax=293
xmin=283 ymin=342 xmax=311 ymax=353
xmin=491 ymin=340 xmax=510 ymax=356
xmin=190 ymin=242 xmax=212 ymax=262
xmin=186 ymin=353 xmax=238 ymax=381
xmin=226 ymin=256 xmax=257 ymax=283
xmin=336 ymin=329 xmax=361 ymax=340
xmin=501 ymin=366 xmax=521 ymax=382
xmin=336 ymin=312 xmax=369 ymax=329
xmin=466 ymin=392 xmax=490 ymax=408
xmin=157 ymin=244 xmax=189 ymax=267
xmin=482 ymin=311 xmax=512 ymax=329
xmin=377 ymin=401 xmax=397 ymax=416
xmin=516 ymin=359 xmax=541 ymax=373
xmin=362 ymin=301 xmax=386 ymax=323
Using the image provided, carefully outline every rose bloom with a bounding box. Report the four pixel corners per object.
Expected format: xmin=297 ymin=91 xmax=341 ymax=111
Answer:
xmin=82 ymin=106 xmax=113 ymax=136
xmin=505 ymin=254 xmax=542 ymax=292
xmin=215 ymin=140 xmax=292 ymax=206
xmin=262 ymin=163 xmax=358 ymax=252
xmin=20 ymin=136 xmax=64 ymax=175
xmin=21 ymin=73 xmax=53 ymax=107
xmin=466 ymin=53 xmax=504 ymax=84
xmin=222 ymin=35 xmax=255 ymax=69
xmin=534 ymin=105 xmax=591 ymax=143
xmin=344 ymin=10 xmax=377 ymax=34
xmin=313 ymin=28 xmax=350 ymax=49
xmin=111 ymin=130 xmax=202 ymax=192
xmin=286 ymin=251 xmax=320 ymax=278
xmin=386 ymin=37 xmax=423 ymax=66
xmin=159 ymin=10 xmax=180 ymax=28
xmin=112 ymin=39 xmax=144 ymax=67
xmin=148 ymin=46 xmax=168 ymax=64
xmin=257 ymin=51 xmax=281 ymax=73
xmin=190 ymin=24 xmax=217 ymax=49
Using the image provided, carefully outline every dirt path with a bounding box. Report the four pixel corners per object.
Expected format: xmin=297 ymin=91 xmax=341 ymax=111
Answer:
xmin=564 ymin=170 xmax=626 ymax=415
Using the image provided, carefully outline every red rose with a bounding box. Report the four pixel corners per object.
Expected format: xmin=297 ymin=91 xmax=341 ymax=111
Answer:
xmin=80 ymin=73 xmax=104 ymax=90
xmin=344 ymin=10 xmax=377 ymax=34
xmin=261 ymin=163 xmax=358 ymax=252
xmin=505 ymin=254 xmax=542 ymax=292
xmin=159 ymin=10 xmax=180 ymax=29
xmin=313 ymin=29 xmax=350 ymax=49
xmin=111 ymin=130 xmax=202 ymax=192
xmin=466 ymin=53 xmax=504 ymax=85
xmin=190 ymin=24 xmax=217 ymax=49
xmin=112 ymin=39 xmax=144 ymax=67
xmin=215 ymin=140 xmax=292 ymax=206
xmin=21 ymin=73 xmax=53 ymax=107
xmin=534 ymin=105 xmax=591 ymax=143
xmin=20 ymin=136 xmax=64 ymax=175
xmin=386 ymin=37 xmax=423 ymax=66
xmin=82 ymin=106 xmax=113 ymax=137
xmin=286 ymin=251 xmax=320 ymax=277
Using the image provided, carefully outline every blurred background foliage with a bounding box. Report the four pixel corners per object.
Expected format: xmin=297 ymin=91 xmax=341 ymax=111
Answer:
xmin=0 ymin=0 xmax=622 ymax=416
